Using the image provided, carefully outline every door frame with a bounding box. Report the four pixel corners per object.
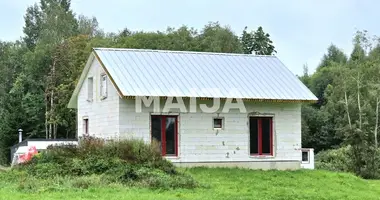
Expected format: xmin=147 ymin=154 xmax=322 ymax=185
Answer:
xmin=150 ymin=115 xmax=178 ymax=156
xmin=249 ymin=116 xmax=273 ymax=156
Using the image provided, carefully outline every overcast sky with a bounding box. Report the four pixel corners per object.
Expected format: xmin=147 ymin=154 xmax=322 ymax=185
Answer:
xmin=0 ymin=0 xmax=378 ymax=75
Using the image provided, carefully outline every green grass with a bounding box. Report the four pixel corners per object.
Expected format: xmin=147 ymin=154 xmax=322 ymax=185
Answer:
xmin=1 ymin=167 xmax=380 ymax=200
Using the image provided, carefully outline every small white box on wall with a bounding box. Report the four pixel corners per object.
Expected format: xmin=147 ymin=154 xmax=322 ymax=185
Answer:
xmin=300 ymin=148 xmax=314 ymax=169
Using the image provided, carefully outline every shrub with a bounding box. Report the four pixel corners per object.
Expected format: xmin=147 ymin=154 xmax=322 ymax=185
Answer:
xmin=70 ymin=175 xmax=103 ymax=189
xmin=16 ymin=137 xmax=197 ymax=189
xmin=17 ymin=175 xmax=38 ymax=192
xmin=104 ymin=166 xmax=198 ymax=189
xmin=316 ymin=146 xmax=380 ymax=179
xmin=24 ymin=162 xmax=65 ymax=178
xmin=315 ymin=146 xmax=351 ymax=172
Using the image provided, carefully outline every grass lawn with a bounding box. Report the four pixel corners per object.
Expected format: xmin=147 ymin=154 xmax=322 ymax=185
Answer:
xmin=1 ymin=167 xmax=380 ymax=200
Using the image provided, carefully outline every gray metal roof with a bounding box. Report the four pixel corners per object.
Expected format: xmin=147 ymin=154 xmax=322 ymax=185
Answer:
xmin=93 ymin=48 xmax=317 ymax=101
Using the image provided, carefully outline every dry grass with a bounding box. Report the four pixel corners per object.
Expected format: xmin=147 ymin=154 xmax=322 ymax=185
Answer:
xmin=0 ymin=165 xmax=9 ymax=172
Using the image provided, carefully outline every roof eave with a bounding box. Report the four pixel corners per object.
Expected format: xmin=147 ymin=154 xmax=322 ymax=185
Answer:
xmin=67 ymin=53 xmax=95 ymax=109
xmin=93 ymin=49 xmax=125 ymax=98
xmin=122 ymin=95 xmax=318 ymax=103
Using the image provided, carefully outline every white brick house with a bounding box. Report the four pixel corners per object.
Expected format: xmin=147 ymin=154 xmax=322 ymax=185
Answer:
xmin=68 ymin=48 xmax=317 ymax=170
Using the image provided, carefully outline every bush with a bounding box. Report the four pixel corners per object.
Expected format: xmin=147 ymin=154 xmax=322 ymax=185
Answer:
xmin=103 ymin=166 xmax=198 ymax=189
xmin=16 ymin=137 xmax=197 ymax=189
xmin=70 ymin=175 xmax=103 ymax=189
xmin=315 ymin=146 xmax=351 ymax=172
xmin=316 ymin=145 xmax=380 ymax=179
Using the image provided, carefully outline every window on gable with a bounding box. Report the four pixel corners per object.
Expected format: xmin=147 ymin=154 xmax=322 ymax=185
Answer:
xmin=83 ymin=118 xmax=89 ymax=136
xmin=213 ymin=118 xmax=223 ymax=129
xmin=249 ymin=117 xmax=273 ymax=155
xmin=87 ymin=77 xmax=93 ymax=101
xmin=100 ymin=74 xmax=107 ymax=99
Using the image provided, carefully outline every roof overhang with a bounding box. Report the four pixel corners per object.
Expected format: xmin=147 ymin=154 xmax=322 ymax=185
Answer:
xmin=123 ymin=95 xmax=317 ymax=103
xmin=68 ymin=49 xmax=127 ymax=109
xmin=68 ymin=53 xmax=95 ymax=108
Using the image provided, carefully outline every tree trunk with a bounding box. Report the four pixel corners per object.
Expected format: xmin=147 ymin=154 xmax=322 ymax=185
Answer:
xmin=45 ymin=94 xmax=48 ymax=139
xmin=49 ymin=89 xmax=54 ymax=138
xmin=53 ymin=123 xmax=57 ymax=139
xmin=49 ymin=55 xmax=57 ymax=139
xmin=375 ymin=98 xmax=379 ymax=149
xmin=344 ymin=90 xmax=352 ymax=129
xmin=357 ymin=73 xmax=362 ymax=130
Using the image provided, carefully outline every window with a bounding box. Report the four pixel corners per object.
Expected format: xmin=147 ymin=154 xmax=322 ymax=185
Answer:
xmin=100 ymin=74 xmax=107 ymax=99
xmin=302 ymin=151 xmax=309 ymax=163
xmin=151 ymin=115 xmax=178 ymax=156
xmin=249 ymin=117 xmax=273 ymax=155
xmin=83 ymin=118 xmax=89 ymax=135
xmin=87 ymin=77 xmax=93 ymax=101
xmin=213 ymin=118 xmax=223 ymax=129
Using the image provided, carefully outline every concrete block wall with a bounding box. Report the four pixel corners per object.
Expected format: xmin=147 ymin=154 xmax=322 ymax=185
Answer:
xmin=77 ymin=58 xmax=120 ymax=139
xmin=27 ymin=141 xmax=78 ymax=150
xmin=118 ymin=98 xmax=302 ymax=165
xmin=119 ymin=100 xmax=151 ymax=142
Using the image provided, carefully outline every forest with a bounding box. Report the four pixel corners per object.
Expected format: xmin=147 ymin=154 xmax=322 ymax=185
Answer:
xmin=1 ymin=0 xmax=380 ymax=179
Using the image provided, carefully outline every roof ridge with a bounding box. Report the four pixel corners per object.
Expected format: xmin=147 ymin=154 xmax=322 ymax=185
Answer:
xmin=93 ymin=47 xmax=277 ymax=58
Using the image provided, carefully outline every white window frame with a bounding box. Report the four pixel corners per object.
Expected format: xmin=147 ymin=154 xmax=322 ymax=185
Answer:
xmin=301 ymin=150 xmax=310 ymax=163
xmin=100 ymin=73 xmax=108 ymax=99
xmin=83 ymin=117 xmax=89 ymax=136
xmin=87 ymin=77 xmax=93 ymax=102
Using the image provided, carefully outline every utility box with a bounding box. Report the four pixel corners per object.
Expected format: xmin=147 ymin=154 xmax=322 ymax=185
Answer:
xmin=300 ymin=148 xmax=314 ymax=169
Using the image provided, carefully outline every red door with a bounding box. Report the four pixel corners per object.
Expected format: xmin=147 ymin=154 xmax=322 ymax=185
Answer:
xmin=151 ymin=115 xmax=178 ymax=156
